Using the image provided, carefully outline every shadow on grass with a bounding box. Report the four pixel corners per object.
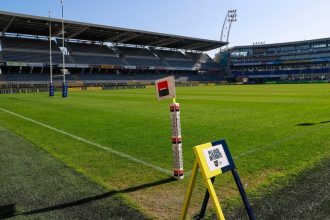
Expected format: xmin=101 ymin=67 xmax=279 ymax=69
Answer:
xmin=0 ymin=204 xmax=16 ymax=219
xmin=1 ymin=177 xmax=175 ymax=219
xmin=296 ymin=120 xmax=330 ymax=126
xmin=296 ymin=122 xmax=315 ymax=126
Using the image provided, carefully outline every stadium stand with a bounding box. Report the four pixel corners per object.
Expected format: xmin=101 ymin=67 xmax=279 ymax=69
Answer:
xmin=186 ymin=52 xmax=212 ymax=62
xmin=154 ymin=49 xmax=188 ymax=59
xmin=227 ymin=38 xmax=330 ymax=82
xmin=115 ymin=46 xmax=167 ymax=67
xmin=152 ymin=49 xmax=202 ymax=69
xmin=65 ymin=42 xmax=124 ymax=65
xmin=0 ymin=10 xmax=227 ymax=91
xmin=1 ymin=36 xmax=57 ymax=51
xmin=66 ymin=42 xmax=115 ymax=55
xmin=1 ymin=9 xmax=327 ymax=89
xmin=185 ymin=52 xmax=221 ymax=70
xmin=0 ymin=36 xmax=65 ymax=64
xmin=116 ymin=46 xmax=155 ymax=57
xmin=0 ymin=35 xmax=221 ymax=74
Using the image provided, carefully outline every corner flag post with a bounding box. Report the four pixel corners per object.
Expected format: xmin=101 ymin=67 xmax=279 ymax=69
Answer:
xmin=155 ymin=76 xmax=184 ymax=180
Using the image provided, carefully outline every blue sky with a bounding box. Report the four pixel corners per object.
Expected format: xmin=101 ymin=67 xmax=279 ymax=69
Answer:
xmin=0 ymin=0 xmax=329 ymax=56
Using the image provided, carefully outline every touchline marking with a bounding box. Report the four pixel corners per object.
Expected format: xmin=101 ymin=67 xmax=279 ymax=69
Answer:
xmin=0 ymin=108 xmax=172 ymax=176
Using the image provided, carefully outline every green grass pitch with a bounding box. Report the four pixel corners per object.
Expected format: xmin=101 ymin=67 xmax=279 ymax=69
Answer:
xmin=0 ymin=84 xmax=329 ymax=219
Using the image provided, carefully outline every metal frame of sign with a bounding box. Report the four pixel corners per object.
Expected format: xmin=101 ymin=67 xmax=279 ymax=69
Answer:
xmin=181 ymin=139 xmax=255 ymax=220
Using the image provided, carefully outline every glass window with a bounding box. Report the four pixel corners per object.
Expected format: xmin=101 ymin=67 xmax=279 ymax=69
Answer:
xmin=281 ymin=46 xmax=296 ymax=51
xmin=266 ymin=47 xmax=276 ymax=53
xmin=230 ymin=50 xmax=249 ymax=57
xmin=299 ymin=44 xmax=310 ymax=50
xmin=313 ymin=43 xmax=327 ymax=48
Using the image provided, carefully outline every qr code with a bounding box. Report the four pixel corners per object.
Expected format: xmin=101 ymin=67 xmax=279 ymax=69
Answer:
xmin=208 ymin=148 xmax=222 ymax=161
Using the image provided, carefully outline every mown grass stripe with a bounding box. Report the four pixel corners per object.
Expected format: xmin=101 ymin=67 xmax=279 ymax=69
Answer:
xmin=235 ymin=122 xmax=330 ymax=159
xmin=0 ymin=107 xmax=172 ymax=176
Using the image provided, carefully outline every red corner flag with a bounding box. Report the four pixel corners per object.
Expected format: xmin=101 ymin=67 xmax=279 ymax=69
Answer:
xmin=155 ymin=76 xmax=176 ymax=100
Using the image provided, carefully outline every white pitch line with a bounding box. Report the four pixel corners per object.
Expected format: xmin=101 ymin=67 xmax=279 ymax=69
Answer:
xmin=0 ymin=107 xmax=172 ymax=176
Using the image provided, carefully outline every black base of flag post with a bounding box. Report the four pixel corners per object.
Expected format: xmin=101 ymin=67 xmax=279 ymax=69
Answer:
xmin=49 ymin=83 xmax=54 ymax=97
xmin=62 ymin=82 xmax=68 ymax=97
xmin=196 ymin=170 xmax=255 ymax=220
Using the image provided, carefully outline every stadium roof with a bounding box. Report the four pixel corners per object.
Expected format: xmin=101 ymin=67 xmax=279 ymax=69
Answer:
xmin=0 ymin=10 xmax=227 ymax=51
xmin=229 ymin=37 xmax=330 ymax=50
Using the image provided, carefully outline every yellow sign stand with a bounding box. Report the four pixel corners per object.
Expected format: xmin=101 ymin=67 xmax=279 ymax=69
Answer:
xmin=181 ymin=142 xmax=227 ymax=220
xmin=181 ymin=139 xmax=255 ymax=220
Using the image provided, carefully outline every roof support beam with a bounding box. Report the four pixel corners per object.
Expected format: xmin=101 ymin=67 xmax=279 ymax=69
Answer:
xmin=185 ymin=42 xmax=210 ymax=50
xmin=150 ymin=38 xmax=172 ymax=46
xmin=105 ymin=32 xmax=129 ymax=42
xmin=155 ymin=38 xmax=182 ymax=47
xmin=53 ymin=24 xmax=71 ymax=37
xmin=117 ymin=34 xmax=143 ymax=43
xmin=2 ymin=16 xmax=15 ymax=33
xmin=67 ymin=26 xmax=89 ymax=39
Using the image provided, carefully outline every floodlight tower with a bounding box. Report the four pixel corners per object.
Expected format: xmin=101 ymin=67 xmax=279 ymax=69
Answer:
xmin=220 ymin=9 xmax=237 ymax=50
xmin=61 ymin=0 xmax=68 ymax=97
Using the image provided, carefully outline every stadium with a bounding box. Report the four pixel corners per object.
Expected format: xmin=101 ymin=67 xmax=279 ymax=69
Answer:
xmin=0 ymin=10 xmax=329 ymax=93
xmin=228 ymin=38 xmax=330 ymax=83
xmin=0 ymin=5 xmax=329 ymax=220
xmin=0 ymin=10 xmax=227 ymax=94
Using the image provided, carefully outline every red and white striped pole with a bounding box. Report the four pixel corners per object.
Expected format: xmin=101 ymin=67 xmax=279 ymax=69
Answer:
xmin=155 ymin=76 xmax=184 ymax=180
xmin=170 ymin=101 xmax=184 ymax=179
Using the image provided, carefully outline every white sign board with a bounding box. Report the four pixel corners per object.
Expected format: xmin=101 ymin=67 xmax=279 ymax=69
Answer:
xmin=202 ymin=144 xmax=229 ymax=172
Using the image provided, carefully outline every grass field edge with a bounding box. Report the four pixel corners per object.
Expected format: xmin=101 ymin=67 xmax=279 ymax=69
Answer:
xmin=0 ymin=123 xmax=154 ymax=219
